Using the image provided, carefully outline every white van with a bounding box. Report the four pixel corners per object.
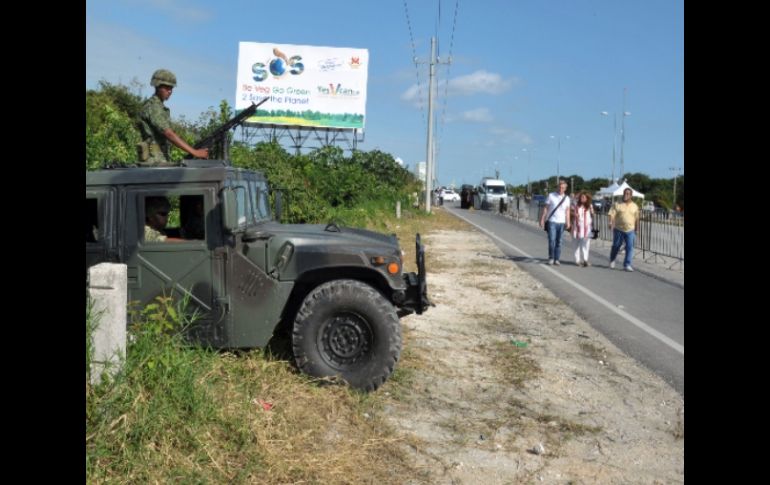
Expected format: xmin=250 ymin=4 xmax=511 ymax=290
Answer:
xmin=474 ymin=177 xmax=508 ymax=210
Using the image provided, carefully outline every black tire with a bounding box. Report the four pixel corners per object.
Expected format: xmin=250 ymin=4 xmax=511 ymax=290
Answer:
xmin=292 ymin=279 xmax=401 ymax=392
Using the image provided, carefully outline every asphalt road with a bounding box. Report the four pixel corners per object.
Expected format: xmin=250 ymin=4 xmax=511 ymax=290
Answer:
xmin=444 ymin=205 xmax=685 ymax=397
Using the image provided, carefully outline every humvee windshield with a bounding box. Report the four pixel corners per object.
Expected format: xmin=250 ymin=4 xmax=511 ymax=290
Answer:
xmin=225 ymin=178 xmax=271 ymax=227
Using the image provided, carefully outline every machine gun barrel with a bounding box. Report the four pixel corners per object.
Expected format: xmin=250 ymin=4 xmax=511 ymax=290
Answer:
xmin=193 ymin=97 xmax=267 ymax=150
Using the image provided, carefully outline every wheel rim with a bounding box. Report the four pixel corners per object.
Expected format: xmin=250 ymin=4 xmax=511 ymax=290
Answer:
xmin=318 ymin=312 xmax=373 ymax=369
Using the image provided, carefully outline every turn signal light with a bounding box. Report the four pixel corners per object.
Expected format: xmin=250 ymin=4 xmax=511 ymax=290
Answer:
xmin=387 ymin=262 xmax=400 ymax=274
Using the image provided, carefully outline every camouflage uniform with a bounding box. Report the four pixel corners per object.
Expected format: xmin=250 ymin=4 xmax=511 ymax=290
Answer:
xmin=144 ymin=225 xmax=167 ymax=242
xmin=138 ymin=96 xmax=173 ymax=166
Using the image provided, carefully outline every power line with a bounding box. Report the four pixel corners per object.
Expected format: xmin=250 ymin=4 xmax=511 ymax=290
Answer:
xmin=436 ymin=0 xmax=440 ymax=55
xmin=436 ymin=0 xmax=459 ymax=163
xmin=403 ymin=0 xmax=426 ymax=125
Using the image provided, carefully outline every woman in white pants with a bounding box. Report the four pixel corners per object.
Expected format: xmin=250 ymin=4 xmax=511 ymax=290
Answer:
xmin=571 ymin=191 xmax=595 ymax=267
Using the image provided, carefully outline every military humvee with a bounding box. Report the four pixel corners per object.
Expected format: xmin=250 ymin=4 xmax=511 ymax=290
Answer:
xmin=85 ymin=159 xmax=430 ymax=391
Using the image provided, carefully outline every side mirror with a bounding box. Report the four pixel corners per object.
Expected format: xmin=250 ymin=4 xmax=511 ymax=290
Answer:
xmin=221 ymin=188 xmax=238 ymax=233
xmin=273 ymin=190 xmax=283 ymax=222
xmin=242 ymin=229 xmax=271 ymax=242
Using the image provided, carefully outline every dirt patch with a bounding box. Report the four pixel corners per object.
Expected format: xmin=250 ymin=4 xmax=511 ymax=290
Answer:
xmin=382 ymin=227 xmax=684 ymax=484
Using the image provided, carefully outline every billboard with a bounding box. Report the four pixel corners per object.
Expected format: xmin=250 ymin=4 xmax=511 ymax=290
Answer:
xmin=235 ymin=42 xmax=369 ymax=130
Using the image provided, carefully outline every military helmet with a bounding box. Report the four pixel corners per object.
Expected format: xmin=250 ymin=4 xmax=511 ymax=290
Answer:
xmin=150 ymin=69 xmax=177 ymax=88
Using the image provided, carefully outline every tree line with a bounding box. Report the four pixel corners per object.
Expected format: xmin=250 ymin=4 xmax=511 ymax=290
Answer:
xmin=86 ymin=81 xmax=422 ymax=225
xmin=511 ymin=172 xmax=684 ymax=211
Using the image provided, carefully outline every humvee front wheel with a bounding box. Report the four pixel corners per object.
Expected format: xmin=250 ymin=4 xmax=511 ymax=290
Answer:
xmin=292 ymin=279 xmax=401 ymax=392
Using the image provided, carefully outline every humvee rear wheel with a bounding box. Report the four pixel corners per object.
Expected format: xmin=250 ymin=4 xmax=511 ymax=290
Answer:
xmin=292 ymin=279 xmax=401 ymax=392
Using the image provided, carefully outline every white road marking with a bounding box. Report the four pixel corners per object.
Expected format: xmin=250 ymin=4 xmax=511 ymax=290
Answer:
xmin=450 ymin=210 xmax=684 ymax=355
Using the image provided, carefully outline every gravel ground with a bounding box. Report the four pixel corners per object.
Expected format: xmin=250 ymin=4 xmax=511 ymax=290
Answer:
xmin=383 ymin=228 xmax=684 ymax=484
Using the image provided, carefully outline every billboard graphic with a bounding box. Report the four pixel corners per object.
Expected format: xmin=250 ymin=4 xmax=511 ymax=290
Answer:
xmin=235 ymin=42 xmax=369 ymax=130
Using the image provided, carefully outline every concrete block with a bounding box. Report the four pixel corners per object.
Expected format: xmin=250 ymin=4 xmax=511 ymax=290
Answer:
xmin=88 ymin=263 xmax=127 ymax=385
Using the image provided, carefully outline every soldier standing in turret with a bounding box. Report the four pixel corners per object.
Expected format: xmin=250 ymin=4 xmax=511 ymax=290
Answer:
xmin=137 ymin=69 xmax=209 ymax=166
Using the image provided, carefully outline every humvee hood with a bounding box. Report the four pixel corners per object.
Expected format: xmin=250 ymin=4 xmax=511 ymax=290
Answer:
xmin=266 ymin=223 xmax=399 ymax=248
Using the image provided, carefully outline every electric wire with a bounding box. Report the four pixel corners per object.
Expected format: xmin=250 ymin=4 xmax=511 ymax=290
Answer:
xmin=403 ymin=0 xmax=426 ymax=125
xmin=436 ymin=0 xmax=459 ymax=183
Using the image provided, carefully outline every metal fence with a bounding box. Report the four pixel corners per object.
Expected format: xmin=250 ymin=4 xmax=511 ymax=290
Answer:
xmin=499 ymin=197 xmax=684 ymax=268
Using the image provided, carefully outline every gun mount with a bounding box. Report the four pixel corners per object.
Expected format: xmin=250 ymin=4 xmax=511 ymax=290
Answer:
xmin=189 ymin=97 xmax=268 ymax=162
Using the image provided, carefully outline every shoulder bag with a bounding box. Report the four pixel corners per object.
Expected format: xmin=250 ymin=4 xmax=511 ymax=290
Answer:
xmin=543 ymin=195 xmax=567 ymax=232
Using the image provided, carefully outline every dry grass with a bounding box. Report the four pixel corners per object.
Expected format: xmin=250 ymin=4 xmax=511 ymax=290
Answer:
xmin=484 ymin=341 xmax=542 ymax=387
xmin=383 ymin=207 xmax=474 ymax=274
xmin=579 ymin=341 xmax=608 ymax=362
xmin=672 ymin=407 xmax=684 ymax=440
xmin=88 ymin=348 xmax=423 ymax=484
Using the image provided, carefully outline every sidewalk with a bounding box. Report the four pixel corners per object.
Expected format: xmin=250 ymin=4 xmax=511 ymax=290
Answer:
xmin=498 ymin=211 xmax=684 ymax=289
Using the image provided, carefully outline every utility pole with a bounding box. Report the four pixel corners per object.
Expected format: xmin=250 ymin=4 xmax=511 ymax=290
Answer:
xmin=612 ymin=113 xmax=617 ymax=183
xmin=600 ymin=111 xmax=618 ymax=183
xmin=620 ymin=88 xmax=630 ymax=182
xmin=549 ymin=135 xmax=569 ymax=187
xmin=670 ymin=166 xmax=682 ymax=209
xmin=416 ymin=37 xmax=450 ymax=213
xmin=522 ymin=147 xmax=534 ymax=196
xmin=557 ymin=137 xmax=561 ymax=185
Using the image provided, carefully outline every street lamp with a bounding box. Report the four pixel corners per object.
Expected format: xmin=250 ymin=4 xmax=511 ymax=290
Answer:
xmin=549 ymin=135 xmax=569 ymax=186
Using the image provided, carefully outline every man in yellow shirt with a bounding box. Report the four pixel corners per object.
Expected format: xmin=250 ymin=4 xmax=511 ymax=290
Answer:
xmin=608 ymin=188 xmax=640 ymax=271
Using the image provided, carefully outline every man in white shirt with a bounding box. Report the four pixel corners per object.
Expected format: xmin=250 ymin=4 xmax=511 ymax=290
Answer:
xmin=539 ymin=180 xmax=572 ymax=265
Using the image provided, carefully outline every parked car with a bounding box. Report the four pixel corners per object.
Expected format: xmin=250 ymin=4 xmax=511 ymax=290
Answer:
xmin=440 ymin=189 xmax=460 ymax=202
xmin=642 ymin=201 xmax=655 ymax=212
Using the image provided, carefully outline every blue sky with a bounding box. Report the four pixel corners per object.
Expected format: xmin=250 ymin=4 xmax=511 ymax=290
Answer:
xmin=86 ymin=0 xmax=683 ymax=188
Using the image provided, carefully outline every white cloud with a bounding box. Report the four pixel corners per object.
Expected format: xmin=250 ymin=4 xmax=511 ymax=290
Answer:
xmin=445 ymin=70 xmax=516 ymax=96
xmin=448 ymin=108 xmax=493 ymax=123
xmin=400 ymin=84 xmax=423 ymax=104
xmin=489 ymin=126 xmax=534 ymax=145
xmin=401 ymin=69 xmax=516 ymax=103
xmin=86 ymin=20 xmax=233 ymax=120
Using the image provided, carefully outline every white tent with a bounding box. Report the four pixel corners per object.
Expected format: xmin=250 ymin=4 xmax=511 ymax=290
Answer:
xmin=595 ymin=180 xmax=644 ymax=199
xmin=595 ymin=181 xmax=621 ymax=197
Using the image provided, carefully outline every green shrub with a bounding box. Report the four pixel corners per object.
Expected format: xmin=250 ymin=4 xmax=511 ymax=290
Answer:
xmin=85 ymin=81 xmax=423 ymax=224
